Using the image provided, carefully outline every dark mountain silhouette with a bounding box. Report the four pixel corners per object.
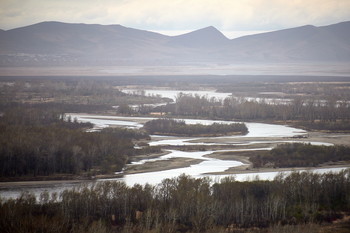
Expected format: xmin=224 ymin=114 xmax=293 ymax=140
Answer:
xmin=0 ymin=21 xmax=349 ymax=66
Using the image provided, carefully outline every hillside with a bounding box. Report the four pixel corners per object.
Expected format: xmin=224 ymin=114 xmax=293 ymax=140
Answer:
xmin=222 ymin=22 xmax=350 ymax=62
xmin=0 ymin=21 xmax=349 ymax=66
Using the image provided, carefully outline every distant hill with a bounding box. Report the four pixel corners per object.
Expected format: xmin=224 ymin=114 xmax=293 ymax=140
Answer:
xmin=0 ymin=21 xmax=349 ymax=66
xmin=168 ymin=26 xmax=230 ymax=48
xmin=0 ymin=22 xmax=171 ymax=66
xmin=222 ymin=22 xmax=350 ymax=62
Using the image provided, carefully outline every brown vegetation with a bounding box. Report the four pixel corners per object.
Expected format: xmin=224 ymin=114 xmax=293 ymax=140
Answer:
xmin=1 ymin=171 xmax=350 ymax=233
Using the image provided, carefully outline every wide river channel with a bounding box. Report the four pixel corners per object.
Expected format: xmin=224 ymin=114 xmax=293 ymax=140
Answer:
xmin=0 ymin=113 xmax=346 ymax=200
xmin=0 ymin=89 xmax=348 ymax=199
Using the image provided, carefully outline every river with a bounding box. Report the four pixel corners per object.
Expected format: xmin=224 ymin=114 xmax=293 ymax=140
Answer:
xmin=1 ymin=112 xmax=346 ymax=200
xmin=121 ymin=88 xmax=293 ymax=105
xmin=121 ymin=88 xmax=350 ymax=108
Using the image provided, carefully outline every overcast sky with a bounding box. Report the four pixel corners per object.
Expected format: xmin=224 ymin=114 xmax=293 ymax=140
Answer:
xmin=1 ymin=0 xmax=350 ymax=38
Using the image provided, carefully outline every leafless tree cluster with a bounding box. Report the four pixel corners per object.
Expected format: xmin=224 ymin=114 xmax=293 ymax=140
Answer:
xmin=1 ymin=171 xmax=349 ymax=232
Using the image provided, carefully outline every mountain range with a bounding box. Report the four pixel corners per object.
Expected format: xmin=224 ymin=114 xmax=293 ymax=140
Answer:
xmin=0 ymin=21 xmax=349 ymax=67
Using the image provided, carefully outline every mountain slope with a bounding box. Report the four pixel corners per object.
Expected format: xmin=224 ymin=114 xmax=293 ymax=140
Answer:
xmin=321 ymin=21 xmax=350 ymax=43
xmin=0 ymin=21 xmax=169 ymax=56
xmin=0 ymin=21 xmax=349 ymax=66
xmin=168 ymin=26 xmax=230 ymax=48
xmin=225 ymin=21 xmax=350 ymax=62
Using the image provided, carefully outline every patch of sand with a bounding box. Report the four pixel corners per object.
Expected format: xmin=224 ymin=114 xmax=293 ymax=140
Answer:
xmin=124 ymin=158 xmax=203 ymax=174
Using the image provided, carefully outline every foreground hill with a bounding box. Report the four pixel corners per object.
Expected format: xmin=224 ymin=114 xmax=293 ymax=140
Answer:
xmin=0 ymin=21 xmax=349 ymax=66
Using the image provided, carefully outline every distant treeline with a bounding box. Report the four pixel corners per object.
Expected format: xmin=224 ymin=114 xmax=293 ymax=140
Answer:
xmin=297 ymin=120 xmax=350 ymax=131
xmin=250 ymin=143 xmax=350 ymax=168
xmin=149 ymin=94 xmax=350 ymax=131
xmin=0 ymin=102 xmax=112 ymax=114
xmin=1 ymin=171 xmax=349 ymax=233
xmin=0 ymin=105 xmax=93 ymax=128
xmin=143 ymin=118 xmax=248 ymax=136
xmin=0 ymin=78 xmax=166 ymax=108
xmin=216 ymin=81 xmax=350 ymax=101
xmin=0 ymin=107 xmax=151 ymax=178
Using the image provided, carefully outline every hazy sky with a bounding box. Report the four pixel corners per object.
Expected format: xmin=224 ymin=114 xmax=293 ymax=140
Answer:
xmin=1 ymin=0 xmax=350 ymax=38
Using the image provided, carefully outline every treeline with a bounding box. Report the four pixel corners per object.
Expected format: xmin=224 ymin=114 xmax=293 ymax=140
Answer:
xmin=298 ymin=120 xmax=350 ymax=131
xmin=0 ymin=107 xmax=150 ymax=178
xmin=216 ymin=81 xmax=350 ymax=101
xmin=150 ymin=94 xmax=350 ymax=130
xmin=143 ymin=118 xmax=248 ymax=136
xmin=0 ymin=105 xmax=93 ymax=128
xmin=1 ymin=101 xmax=112 ymax=115
xmin=250 ymin=143 xmax=350 ymax=168
xmin=1 ymin=171 xmax=350 ymax=232
xmin=0 ymin=78 xmax=166 ymax=108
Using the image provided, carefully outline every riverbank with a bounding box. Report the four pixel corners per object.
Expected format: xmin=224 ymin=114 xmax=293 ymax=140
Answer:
xmin=205 ymin=150 xmax=350 ymax=175
xmin=69 ymin=113 xmax=350 ymax=135
xmin=0 ymin=173 xmax=128 ymax=188
xmin=0 ymin=174 xmax=94 ymax=183
xmin=122 ymin=128 xmax=350 ymax=176
xmin=0 ymin=152 xmax=171 ymax=187
xmin=1 ymin=114 xmax=350 ymax=189
xmin=124 ymin=150 xmax=206 ymax=175
xmin=0 ymin=179 xmax=90 ymax=188
xmin=70 ymin=113 xmax=350 ymax=144
xmin=125 ymin=157 xmax=203 ymax=174
xmin=189 ymin=131 xmax=350 ymax=146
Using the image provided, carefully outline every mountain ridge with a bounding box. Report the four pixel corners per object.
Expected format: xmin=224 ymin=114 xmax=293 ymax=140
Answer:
xmin=168 ymin=26 xmax=229 ymax=48
xmin=0 ymin=21 xmax=349 ymax=66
